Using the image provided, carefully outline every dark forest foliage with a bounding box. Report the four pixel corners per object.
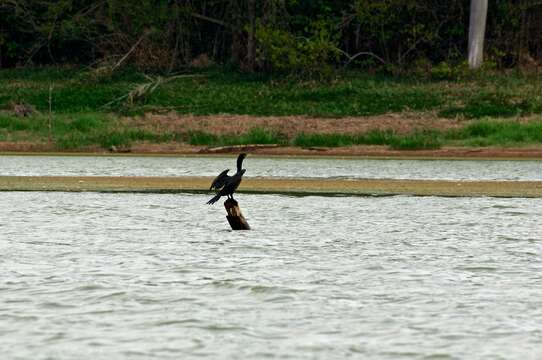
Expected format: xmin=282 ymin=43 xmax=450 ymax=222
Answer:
xmin=1 ymin=1 xmax=541 ymax=74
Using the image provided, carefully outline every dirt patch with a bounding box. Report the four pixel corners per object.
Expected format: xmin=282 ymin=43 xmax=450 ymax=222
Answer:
xmin=123 ymin=112 xmax=466 ymax=137
xmin=0 ymin=141 xmax=54 ymax=152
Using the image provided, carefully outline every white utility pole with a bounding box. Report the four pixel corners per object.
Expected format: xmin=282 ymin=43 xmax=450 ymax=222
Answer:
xmin=468 ymin=0 xmax=488 ymax=69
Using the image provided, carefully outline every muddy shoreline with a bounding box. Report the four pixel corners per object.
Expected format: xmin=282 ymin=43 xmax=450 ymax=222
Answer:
xmin=2 ymin=143 xmax=542 ymax=160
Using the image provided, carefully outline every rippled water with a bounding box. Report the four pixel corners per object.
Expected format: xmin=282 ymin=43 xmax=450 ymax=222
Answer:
xmin=2 ymin=191 xmax=542 ymax=359
xmin=2 ymin=154 xmax=542 ymax=180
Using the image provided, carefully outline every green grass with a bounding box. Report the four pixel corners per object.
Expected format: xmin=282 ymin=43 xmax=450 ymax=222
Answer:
xmin=293 ymin=130 xmax=442 ymax=150
xmin=292 ymin=119 xmax=542 ymax=150
xmin=1 ymin=66 xmax=541 ymax=118
xmin=446 ymin=119 xmax=542 ymax=146
xmin=0 ymin=112 xmax=171 ymax=149
xmin=388 ymin=131 xmax=443 ymax=150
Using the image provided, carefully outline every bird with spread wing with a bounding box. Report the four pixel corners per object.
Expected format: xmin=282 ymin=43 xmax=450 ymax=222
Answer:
xmin=207 ymin=153 xmax=247 ymax=205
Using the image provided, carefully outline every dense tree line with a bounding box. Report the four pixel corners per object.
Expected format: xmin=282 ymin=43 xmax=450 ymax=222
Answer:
xmin=1 ymin=1 xmax=541 ymax=74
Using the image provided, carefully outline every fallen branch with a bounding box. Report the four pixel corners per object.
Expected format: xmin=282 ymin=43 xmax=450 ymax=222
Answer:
xmin=199 ymin=144 xmax=281 ymax=154
xmin=102 ymin=74 xmax=205 ymax=108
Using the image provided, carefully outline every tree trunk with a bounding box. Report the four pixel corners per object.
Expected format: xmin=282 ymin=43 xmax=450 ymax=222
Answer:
xmin=229 ymin=0 xmax=243 ymax=66
xmin=245 ymin=0 xmax=256 ymax=71
xmin=224 ymin=198 xmax=251 ymax=230
xmin=468 ymin=0 xmax=488 ymax=69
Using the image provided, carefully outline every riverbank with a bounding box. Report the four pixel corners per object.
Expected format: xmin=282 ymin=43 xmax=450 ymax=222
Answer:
xmin=3 ymin=145 xmax=542 ymax=160
xmin=2 ymin=111 xmax=542 ymax=156
xmin=1 ymin=67 xmax=542 ymax=154
xmin=2 ymin=176 xmax=542 ymax=198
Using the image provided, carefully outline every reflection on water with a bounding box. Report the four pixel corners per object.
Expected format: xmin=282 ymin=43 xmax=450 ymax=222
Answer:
xmin=1 ymin=192 xmax=542 ymax=359
xmin=2 ymin=154 xmax=542 ymax=180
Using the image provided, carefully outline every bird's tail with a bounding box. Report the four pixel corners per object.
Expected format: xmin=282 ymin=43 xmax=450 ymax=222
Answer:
xmin=206 ymin=194 xmax=221 ymax=205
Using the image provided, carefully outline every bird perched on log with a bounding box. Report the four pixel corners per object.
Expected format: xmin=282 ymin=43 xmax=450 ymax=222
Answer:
xmin=207 ymin=153 xmax=247 ymax=205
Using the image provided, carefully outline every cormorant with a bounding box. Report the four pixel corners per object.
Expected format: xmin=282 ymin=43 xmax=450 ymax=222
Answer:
xmin=207 ymin=153 xmax=247 ymax=205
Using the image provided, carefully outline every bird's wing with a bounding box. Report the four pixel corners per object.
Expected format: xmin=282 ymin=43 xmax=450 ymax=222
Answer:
xmin=210 ymin=169 xmax=230 ymax=190
xmin=219 ymin=171 xmax=243 ymax=196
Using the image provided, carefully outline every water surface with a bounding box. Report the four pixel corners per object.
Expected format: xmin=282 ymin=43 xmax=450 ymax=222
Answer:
xmin=2 ymin=192 xmax=542 ymax=359
xmin=2 ymin=155 xmax=542 ymax=180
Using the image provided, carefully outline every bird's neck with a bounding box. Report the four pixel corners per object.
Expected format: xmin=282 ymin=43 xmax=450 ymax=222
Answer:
xmin=237 ymin=158 xmax=244 ymax=172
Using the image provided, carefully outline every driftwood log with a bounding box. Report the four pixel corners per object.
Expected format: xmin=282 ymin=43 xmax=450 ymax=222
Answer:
xmin=224 ymin=199 xmax=250 ymax=230
xmin=199 ymin=144 xmax=280 ymax=154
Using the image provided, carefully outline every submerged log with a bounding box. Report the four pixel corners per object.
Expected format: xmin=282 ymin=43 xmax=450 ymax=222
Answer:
xmin=224 ymin=198 xmax=251 ymax=230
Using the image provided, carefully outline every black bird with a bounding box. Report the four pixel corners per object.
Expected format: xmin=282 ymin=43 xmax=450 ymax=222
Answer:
xmin=207 ymin=153 xmax=247 ymax=205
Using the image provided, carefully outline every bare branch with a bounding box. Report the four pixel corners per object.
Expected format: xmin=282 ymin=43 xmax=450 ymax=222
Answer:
xmin=112 ymin=30 xmax=150 ymax=71
xmin=337 ymin=48 xmax=387 ymax=67
xmin=102 ymin=74 xmax=205 ymax=108
xmin=191 ymin=12 xmax=232 ymax=29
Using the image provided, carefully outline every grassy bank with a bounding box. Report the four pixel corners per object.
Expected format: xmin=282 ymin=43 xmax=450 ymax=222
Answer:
xmin=2 ymin=112 xmax=542 ymax=151
xmin=2 ymin=66 xmax=541 ymax=118
xmin=1 ymin=66 xmax=542 ymax=151
xmin=293 ymin=120 xmax=542 ymax=149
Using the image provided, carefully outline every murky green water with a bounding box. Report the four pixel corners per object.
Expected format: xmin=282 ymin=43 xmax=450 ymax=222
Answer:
xmin=2 ymin=191 xmax=542 ymax=359
xmin=2 ymin=155 xmax=542 ymax=180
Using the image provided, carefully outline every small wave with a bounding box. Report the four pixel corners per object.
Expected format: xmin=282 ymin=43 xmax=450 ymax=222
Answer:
xmin=211 ymin=280 xmax=237 ymax=288
xmin=263 ymin=295 xmax=296 ymax=303
xmin=424 ymin=353 xmax=455 ymax=359
xmin=238 ymin=284 xmax=303 ymax=294
xmin=153 ymin=318 xmax=200 ymax=326
xmin=458 ymin=266 xmax=498 ymax=272
xmin=173 ymin=268 xmax=192 ymax=274
xmin=1 ymin=314 xmax=39 ymax=321
xmin=22 ymin=240 xmax=71 ymax=246
xmin=95 ymin=291 xmax=127 ymax=300
xmin=75 ymin=284 xmax=107 ymax=291
xmin=239 ymin=285 xmax=279 ymax=293
xmin=40 ymin=301 xmax=76 ymax=309
xmin=503 ymin=211 xmax=529 ymax=216
xmin=488 ymin=204 xmax=517 ymax=209
xmin=75 ymin=309 xmax=115 ymax=315
xmin=197 ymin=324 xmax=246 ymax=332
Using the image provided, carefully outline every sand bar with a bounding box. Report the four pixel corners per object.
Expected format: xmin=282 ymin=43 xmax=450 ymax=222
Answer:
xmin=1 ymin=176 xmax=542 ymax=198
